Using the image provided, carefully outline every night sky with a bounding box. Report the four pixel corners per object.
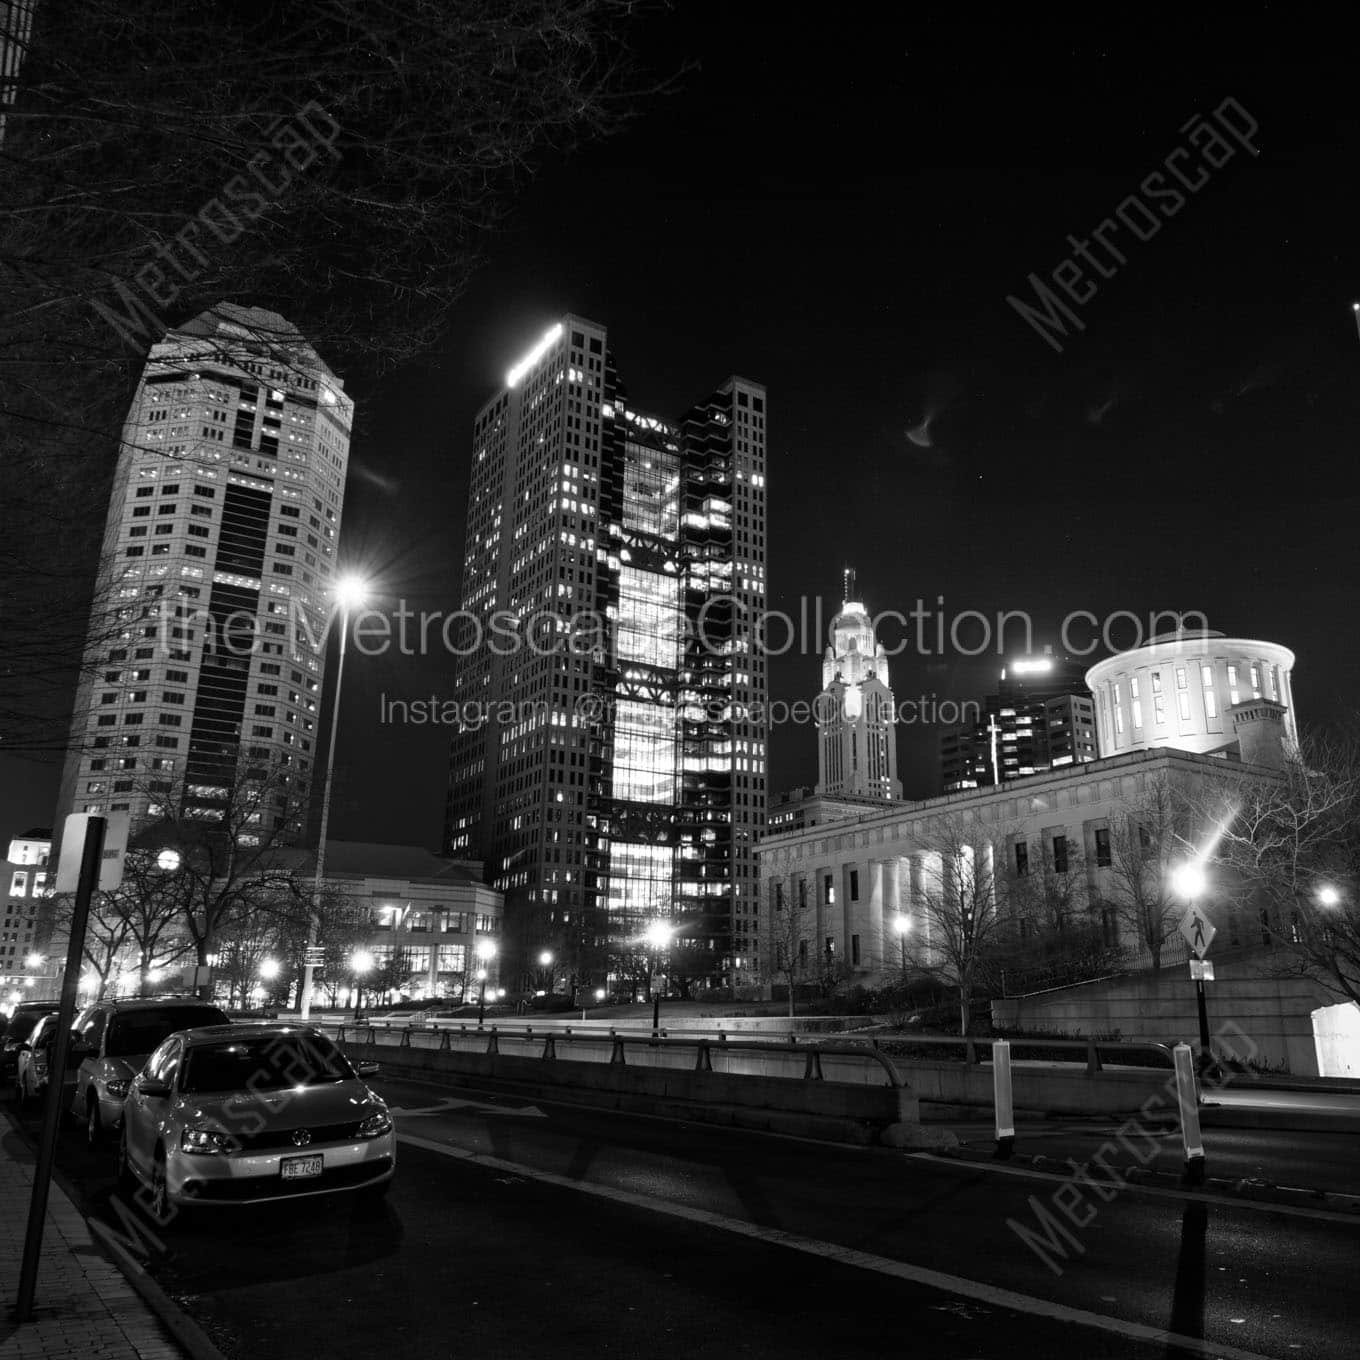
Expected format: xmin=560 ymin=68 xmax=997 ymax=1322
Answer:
xmin=5 ymin=10 xmax=1360 ymax=849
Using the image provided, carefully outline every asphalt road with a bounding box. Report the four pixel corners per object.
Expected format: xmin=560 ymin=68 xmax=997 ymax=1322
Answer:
xmin=9 ymin=1079 xmax=1359 ymax=1360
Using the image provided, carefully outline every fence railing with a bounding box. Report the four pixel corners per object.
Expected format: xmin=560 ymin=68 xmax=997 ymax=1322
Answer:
xmin=319 ymin=1022 xmax=906 ymax=1087
xmin=319 ymin=1021 xmax=1175 ymax=1080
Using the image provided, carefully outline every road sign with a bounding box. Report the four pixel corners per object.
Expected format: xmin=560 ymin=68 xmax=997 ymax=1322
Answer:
xmin=54 ymin=812 xmax=130 ymax=893
xmin=1188 ymin=959 xmax=1215 ymax=981
xmin=303 ymin=946 xmax=326 ymax=967
xmin=1179 ymin=905 xmax=1216 ymax=959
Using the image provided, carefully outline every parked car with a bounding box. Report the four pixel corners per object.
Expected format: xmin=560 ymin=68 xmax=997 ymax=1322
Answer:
xmin=13 ymin=1011 xmax=61 ymax=1106
xmin=118 ymin=1023 xmax=394 ymax=1215
xmin=69 ymin=997 xmax=231 ymax=1145
xmin=1 ymin=1001 xmax=60 ymax=1083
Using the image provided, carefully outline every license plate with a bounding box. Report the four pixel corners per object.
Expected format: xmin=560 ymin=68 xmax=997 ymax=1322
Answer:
xmin=280 ymin=1154 xmax=323 ymax=1180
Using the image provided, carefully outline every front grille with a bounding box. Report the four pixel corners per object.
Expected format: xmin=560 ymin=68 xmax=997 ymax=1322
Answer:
xmin=182 ymin=1157 xmax=391 ymax=1202
xmin=233 ymin=1120 xmax=366 ymax=1151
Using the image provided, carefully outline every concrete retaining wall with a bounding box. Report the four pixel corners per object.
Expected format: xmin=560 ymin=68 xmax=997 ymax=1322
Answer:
xmin=338 ymin=1037 xmax=924 ymax=1147
xmin=991 ymin=961 xmax=1331 ymax=1074
xmin=897 ymin=1060 xmax=1173 ymax=1116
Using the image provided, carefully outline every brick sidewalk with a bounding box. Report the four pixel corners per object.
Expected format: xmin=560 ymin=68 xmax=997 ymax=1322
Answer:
xmin=1 ymin=1127 xmax=186 ymax=1360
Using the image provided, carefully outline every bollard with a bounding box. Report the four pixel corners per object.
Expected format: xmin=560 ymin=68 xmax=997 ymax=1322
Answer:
xmin=993 ymin=1039 xmax=1015 ymax=1159
xmin=1173 ymin=1041 xmax=1205 ymax=1185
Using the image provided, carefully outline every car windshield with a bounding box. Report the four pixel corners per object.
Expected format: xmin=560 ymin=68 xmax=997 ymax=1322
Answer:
xmin=5 ymin=1013 xmax=44 ymax=1044
xmin=179 ymin=1034 xmax=355 ymax=1094
xmin=105 ymin=1008 xmax=228 ymax=1058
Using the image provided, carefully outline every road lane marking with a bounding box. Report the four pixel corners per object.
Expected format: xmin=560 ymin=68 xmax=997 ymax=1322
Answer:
xmin=911 ymin=1153 xmax=1360 ymax=1227
xmin=398 ymin=1131 xmax=1283 ymax=1360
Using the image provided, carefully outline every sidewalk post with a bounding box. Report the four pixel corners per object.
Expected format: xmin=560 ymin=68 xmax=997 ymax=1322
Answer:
xmin=993 ymin=1038 xmax=1014 ymax=1159
xmin=14 ymin=816 xmax=105 ymax=1322
xmin=1172 ymin=1041 xmax=1205 ymax=1186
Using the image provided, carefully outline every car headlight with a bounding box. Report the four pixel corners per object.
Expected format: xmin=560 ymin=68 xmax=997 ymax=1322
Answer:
xmin=181 ymin=1126 xmax=239 ymax=1155
xmin=357 ymin=1110 xmax=392 ymax=1139
xmin=105 ymin=1079 xmax=131 ymax=1098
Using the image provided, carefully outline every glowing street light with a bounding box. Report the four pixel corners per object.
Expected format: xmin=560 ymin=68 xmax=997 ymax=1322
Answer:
xmin=475 ymin=939 xmax=497 ymax=1025
xmin=156 ymin=848 xmax=181 ymax=872
xmin=1318 ymin=885 xmax=1342 ymax=908
xmin=593 ymin=988 xmax=606 ymax=1003
xmin=258 ymin=957 xmax=281 ymax=981
xmin=301 ymin=570 xmax=372 ymax=1021
xmin=23 ymin=953 xmax=43 ymax=970
xmin=1172 ymin=860 xmax=1213 ymax=1067
xmin=892 ymin=913 xmax=912 ymax=971
xmin=538 ymin=950 xmax=554 ymax=967
xmin=349 ymin=948 xmax=374 ymax=1019
xmin=1171 ymin=861 xmax=1207 ymax=901
xmin=643 ymin=921 xmax=675 ymax=1036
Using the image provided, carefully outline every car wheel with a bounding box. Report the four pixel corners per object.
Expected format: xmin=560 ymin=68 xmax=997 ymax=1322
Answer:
xmin=86 ymin=1096 xmax=104 ymax=1148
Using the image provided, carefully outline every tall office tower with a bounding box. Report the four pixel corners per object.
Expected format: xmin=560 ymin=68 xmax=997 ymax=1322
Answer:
xmin=55 ymin=304 xmax=352 ymax=839
xmin=815 ymin=569 xmax=901 ymax=800
xmin=445 ymin=316 xmax=767 ymax=993
xmin=939 ymin=655 xmax=1096 ymax=791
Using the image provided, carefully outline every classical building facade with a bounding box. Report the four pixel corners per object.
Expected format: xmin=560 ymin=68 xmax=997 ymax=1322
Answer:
xmin=54 ymin=304 xmax=352 ymax=841
xmin=444 ymin=316 xmax=767 ymax=991
xmin=2 ymin=829 xmax=53 ymax=1000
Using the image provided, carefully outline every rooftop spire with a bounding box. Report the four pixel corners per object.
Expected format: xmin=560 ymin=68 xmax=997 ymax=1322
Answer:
xmin=843 ymin=565 xmax=856 ymax=603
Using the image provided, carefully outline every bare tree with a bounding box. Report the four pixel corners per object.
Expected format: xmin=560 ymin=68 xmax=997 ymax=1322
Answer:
xmin=0 ymin=0 xmax=671 ymax=752
xmin=1003 ymin=830 xmax=1087 ymax=936
xmin=120 ymin=763 xmax=317 ymax=981
xmin=766 ymin=877 xmax=816 ymax=1020
xmin=1104 ymin=775 xmax=1195 ymax=972
xmin=906 ymin=818 xmax=1008 ymax=1036
xmin=1210 ymin=732 xmax=1360 ymax=1006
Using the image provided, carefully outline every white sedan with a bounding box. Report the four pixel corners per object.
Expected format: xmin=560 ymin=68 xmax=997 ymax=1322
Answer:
xmin=118 ymin=1024 xmax=395 ymax=1217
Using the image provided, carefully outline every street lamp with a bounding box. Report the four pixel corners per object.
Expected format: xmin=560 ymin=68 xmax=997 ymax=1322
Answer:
xmin=1317 ymin=885 xmax=1342 ymax=908
xmin=349 ymin=948 xmax=374 ymax=1019
xmin=892 ymin=913 xmax=912 ymax=972
xmin=301 ymin=571 xmax=369 ymax=1020
xmin=643 ymin=921 xmax=674 ymax=1037
xmin=475 ymin=939 xmax=496 ymax=1025
xmin=1173 ymin=860 xmax=1213 ymax=1068
xmin=259 ymin=957 xmax=281 ymax=981
xmin=24 ymin=953 xmax=43 ymax=970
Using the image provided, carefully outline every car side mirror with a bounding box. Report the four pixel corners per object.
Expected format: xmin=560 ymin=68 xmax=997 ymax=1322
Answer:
xmin=355 ymin=1062 xmax=380 ymax=1078
xmin=137 ymin=1078 xmax=171 ymax=1099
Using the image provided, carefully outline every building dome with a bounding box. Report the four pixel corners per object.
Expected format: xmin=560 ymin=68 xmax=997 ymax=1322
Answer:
xmin=1085 ymin=631 xmax=1296 ymax=760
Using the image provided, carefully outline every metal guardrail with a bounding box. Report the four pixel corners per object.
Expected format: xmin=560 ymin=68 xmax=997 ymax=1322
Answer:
xmin=870 ymin=1032 xmax=1177 ymax=1075
xmin=319 ymin=1022 xmax=906 ymax=1087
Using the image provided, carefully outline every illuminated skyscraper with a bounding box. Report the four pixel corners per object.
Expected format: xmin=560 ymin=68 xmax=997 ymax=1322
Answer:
xmin=939 ymin=656 xmax=1095 ymax=791
xmin=55 ymin=304 xmax=352 ymax=838
xmin=445 ymin=316 xmax=767 ymax=992
xmin=816 ymin=569 xmax=901 ymax=801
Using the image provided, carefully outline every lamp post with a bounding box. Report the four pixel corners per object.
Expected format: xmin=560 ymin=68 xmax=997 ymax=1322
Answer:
xmin=475 ymin=938 xmax=496 ymax=1025
xmin=301 ymin=573 xmax=368 ymax=1020
xmin=1317 ymin=884 xmax=1341 ymax=908
xmin=1172 ymin=861 xmax=1213 ymax=1068
xmin=349 ymin=949 xmax=374 ymax=1019
xmin=643 ymin=921 xmax=673 ymax=1037
xmin=892 ymin=913 xmax=912 ymax=973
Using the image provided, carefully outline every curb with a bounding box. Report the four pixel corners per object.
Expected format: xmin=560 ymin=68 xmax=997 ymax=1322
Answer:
xmin=2 ymin=1104 xmax=228 ymax=1360
xmin=88 ymin=1219 xmax=230 ymax=1360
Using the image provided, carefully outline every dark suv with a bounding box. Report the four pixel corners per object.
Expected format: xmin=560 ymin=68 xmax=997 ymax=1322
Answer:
xmin=69 ymin=997 xmax=230 ymax=1145
xmin=2 ymin=1000 xmax=61 ymax=1083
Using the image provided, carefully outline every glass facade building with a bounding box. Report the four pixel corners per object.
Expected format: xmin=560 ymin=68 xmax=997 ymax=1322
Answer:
xmin=54 ymin=305 xmax=351 ymax=839
xmin=445 ymin=315 xmax=767 ymax=993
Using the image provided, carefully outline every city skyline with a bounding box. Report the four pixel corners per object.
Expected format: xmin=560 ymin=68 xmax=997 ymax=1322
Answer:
xmin=3 ymin=13 xmax=1359 ymax=854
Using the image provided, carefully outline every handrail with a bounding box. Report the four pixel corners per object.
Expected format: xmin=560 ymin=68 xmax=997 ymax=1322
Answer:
xmin=318 ymin=1021 xmax=905 ymax=1087
xmin=319 ymin=1019 xmax=1175 ymax=1076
